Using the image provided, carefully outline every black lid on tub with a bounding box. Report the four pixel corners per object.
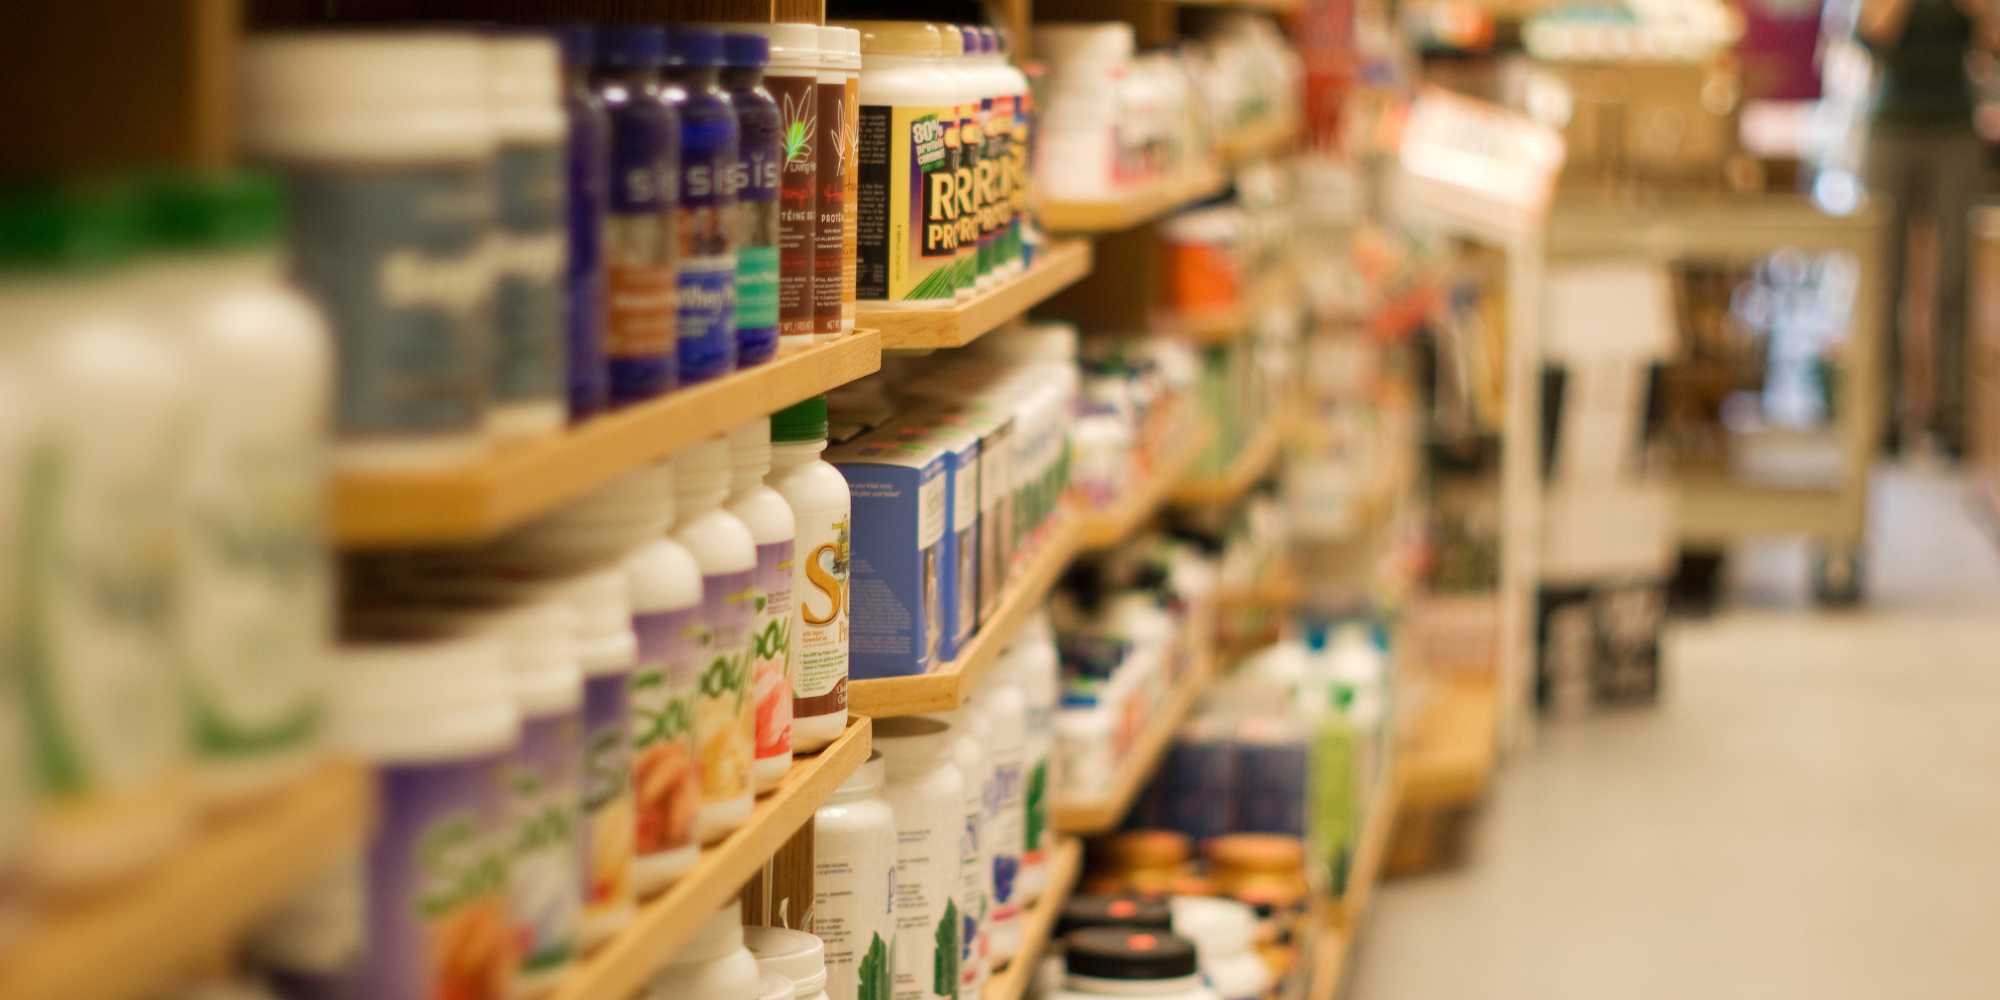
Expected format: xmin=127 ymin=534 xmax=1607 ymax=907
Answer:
xmin=1055 ymin=895 xmax=1173 ymax=938
xmin=1064 ymin=927 xmax=1200 ymax=981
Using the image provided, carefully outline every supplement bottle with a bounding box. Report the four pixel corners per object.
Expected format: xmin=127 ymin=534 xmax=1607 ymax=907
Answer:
xmin=331 ymin=633 xmax=518 ymax=1000
xmin=557 ymin=26 xmax=610 ymax=420
xmin=661 ymin=27 xmax=739 ymax=383
xmin=844 ymin=21 xmax=959 ymax=306
xmin=1054 ymin=929 xmax=1220 ymax=1000
xmin=963 ymin=27 xmax=1000 ymax=291
xmin=9 ymin=185 xmax=194 ymax=892
xmin=745 ymin=924 xmax=833 ymax=1000
xmin=239 ymin=32 xmax=493 ymax=473
xmin=486 ymin=33 xmax=569 ymax=441
xmin=719 ymin=32 xmax=782 ymax=367
xmin=978 ymin=668 xmax=1028 ymax=964
xmin=976 ymin=28 xmax=1029 ymax=281
xmin=813 ymin=25 xmax=853 ymax=340
xmin=760 ymin=972 xmax=796 ymax=1000
xmin=140 ymin=171 xmax=332 ymax=809
xmin=647 ymin=900 xmax=760 ymax=999
xmin=1005 ymin=613 xmax=1061 ymax=905
xmin=1167 ymin=897 xmax=1270 ymax=1000
xmin=623 ymin=460 xmax=705 ymax=893
xmin=943 ymin=703 xmax=991 ymax=999
xmin=767 ymin=397 xmax=850 ymax=752
xmin=726 ymin=418 xmax=796 ymax=793
xmin=945 ymin=27 xmax=984 ymax=299
xmin=827 ymin=27 xmax=863 ymax=336
xmin=874 ymin=716 xmax=966 ymax=1000
xmin=565 ymin=566 xmax=639 ymax=949
xmin=812 ymin=750 xmax=897 ymax=1000
xmin=672 ymin=438 xmax=759 ymax=842
xmin=590 ymin=26 xmax=679 ymax=406
xmin=736 ymin=24 xmax=818 ymax=351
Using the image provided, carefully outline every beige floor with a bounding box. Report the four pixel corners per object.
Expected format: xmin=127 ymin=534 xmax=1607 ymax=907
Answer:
xmin=1351 ymin=467 xmax=2000 ymax=1000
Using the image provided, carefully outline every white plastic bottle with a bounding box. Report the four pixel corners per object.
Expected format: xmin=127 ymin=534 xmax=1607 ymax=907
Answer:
xmin=874 ymin=716 xmax=965 ymax=1000
xmin=493 ymin=600 xmax=585 ymax=998
xmin=727 ymin=419 xmax=796 ymax=793
xmin=648 ymin=900 xmax=761 ymax=998
xmin=767 ymin=398 xmax=850 ymax=752
xmin=745 ymin=924 xmax=833 ymax=1000
xmin=1005 ymin=612 xmax=1060 ymax=905
xmin=142 ymin=171 xmax=334 ymax=809
xmin=941 ymin=26 xmax=981 ymax=302
xmin=813 ymin=751 xmax=897 ymax=1000
xmin=673 ymin=437 xmax=758 ymax=843
xmin=1167 ymin=896 xmax=1270 ymax=1000
xmin=842 ymin=21 xmax=956 ymax=307
xmin=978 ymin=668 xmax=1027 ymax=965
xmin=943 ymin=701 xmax=991 ymax=1000
xmin=623 ymin=461 xmax=705 ymax=893
xmin=564 ymin=566 xmax=639 ymax=950
xmin=484 ymin=33 xmax=569 ymax=441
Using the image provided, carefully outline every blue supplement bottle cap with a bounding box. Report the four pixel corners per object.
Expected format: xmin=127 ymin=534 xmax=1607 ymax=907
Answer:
xmin=596 ymin=25 xmax=666 ymax=68
xmin=665 ymin=26 xmax=724 ymax=68
xmin=722 ymin=31 xmax=770 ymax=68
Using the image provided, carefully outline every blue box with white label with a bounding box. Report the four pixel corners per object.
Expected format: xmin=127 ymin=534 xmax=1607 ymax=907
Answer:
xmin=829 ymin=430 xmax=950 ymax=679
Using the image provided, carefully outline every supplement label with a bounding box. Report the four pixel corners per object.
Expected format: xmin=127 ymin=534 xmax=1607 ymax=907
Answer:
xmin=734 ymin=85 xmax=782 ymax=364
xmin=605 ymin=122 xmax=677 ymax=398
xmin=949 ymin=451 xmax=978 ymax=650
xmin=363 ymin=752 xmax=510 ymax=999
xmin=696 ymin=569 xmax=757 ymax=807
xmin=676 ymin=123 xmax=736 ymax=382
xmin=955 ymin=103 xmax=983 ymax=290
xmin=581 ymin=671 xmax=635 ymax=930
xmin=752 ymin=539 xmax=795 ymax=768
xmin=987 ymin=752 xmax=1024 ymax=923
xmin=958 ymin=776 xmax=987 ymax=999
xmin=285 ymin=165 xmax=489 ymax=438
xmin=814 ymin=834 xmax=895 ymax=1000
xmin=507 ymin=710 xmax=584 ymax=976
xmin=891 ymin=813 xmax=959 ymax=1000
xmin=566 ymin=94 xmax=611 ymax=416
xmin=631 ymin=607 xmax=700 ymax=860
xmin=1007 ymin=92 xmax=1031 ymax=264
xmin=841 ymin=75 xmax=860 ymax=330
xmin=981 ymin=96 xmax=1013 ymax=272
xmin=772 ymin=72 xmax=819 ymax=341
xmin=856 ymin=103 xmax=958 ymax=302
xmin=793 ymin=511 xmax=850 ymax=718
xmin=815 ymin=78 xmax=848 ymax=337
xmin=493 ymin=141 xmax=569 ymax=409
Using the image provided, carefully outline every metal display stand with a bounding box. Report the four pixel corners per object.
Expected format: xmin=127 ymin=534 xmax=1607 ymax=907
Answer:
xmin=1546 ymin=194 xmax=1888 ymax=604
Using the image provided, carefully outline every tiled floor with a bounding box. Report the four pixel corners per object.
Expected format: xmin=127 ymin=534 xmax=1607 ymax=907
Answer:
xmin=1351 ymin=468 xmax=2000 ymax=1000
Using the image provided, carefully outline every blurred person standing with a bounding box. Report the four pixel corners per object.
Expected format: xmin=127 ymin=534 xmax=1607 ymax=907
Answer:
xmin=1857 ymin=0 xmax=1995 ymax=456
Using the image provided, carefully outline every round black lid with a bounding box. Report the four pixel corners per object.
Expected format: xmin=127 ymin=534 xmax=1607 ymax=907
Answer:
xmin=1064 ymin=927 xmax=1199 ymax=981
xmin=1056 ymin=894 xmax=1173 ymax=938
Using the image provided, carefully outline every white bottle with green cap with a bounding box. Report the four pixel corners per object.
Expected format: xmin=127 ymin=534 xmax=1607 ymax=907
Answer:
xmin=767 ymin=396 xmax=850 ymax=753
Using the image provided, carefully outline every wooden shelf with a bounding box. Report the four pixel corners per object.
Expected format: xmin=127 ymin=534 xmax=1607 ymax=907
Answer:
xmin=334 ymin=331 xmax=883 ymax=547
xmin=1217 ymin=566 xmax=1302 ymax=611
xmin=550 ymin=719 xmax=873 ymax=1000
xmin=1053 ymin=642 xmax=1216 ymax=835
xmin=1077 ymin=416 xmax=1216 ymax=551
xmin=869 ymin=240 xmax=1095 ymax=349
xmin=1400 ymin=673 xmax=1500 ymax=812
xmin=847 ymin=515 xmax=1084 ymax=718
xmin=1039 ymin=165 xmax=1228 ymax=234
xmin=1162 ymin=0 xmax=1303 ymax=10
xmin=982 ymin=837 xmax=1085 ymax=1000
xmin=0 ymin=761 xmax=374 ymax=1000
xmin=1171 ymin=413 xmax=1287 ymax=506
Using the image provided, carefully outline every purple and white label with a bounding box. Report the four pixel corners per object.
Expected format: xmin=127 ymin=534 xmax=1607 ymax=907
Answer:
xmin=362 ymin=752 xmax=510 ymax=1000
xmin=752 ymin=539 xmax=795 ymax=768
xmin=580 ymin=671 xmax=634 ymax=929
xmin=696 ymin=568 xmax=757 ymax=807
xmin=632 ymin=606 xmax=701 ymax=861
xmin=506 ymin=709 xmax=584 ymax=977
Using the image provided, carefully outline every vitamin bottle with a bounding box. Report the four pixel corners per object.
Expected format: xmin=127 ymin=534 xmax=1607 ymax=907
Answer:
xmin=647 ymin=900 xmax=760 ymax=998
xmin=556 ymin=26 xmax=611 ymax=419
xmin=564 ymin=566 xmax=639 ymax=949
xmin=590 ymin=26 xmax=679 ymax=406
xmin=737 ymin=24 xmax=819 ymax=351
xmin=812 ymin=751 xmax=896 ymax=1000
xmin=1006 ymin=612 xmax=1061 ymax=905
xmin=1054 ymin=929 xmax=1220 ymax=1000
xmin=1167 ymin=896 xmax=1270 ymax=1000
xmin=726 ymin=418 xmax=796 ymax=793
xmin=672 ymin=438 xmax=758 ymax=842
xmin=239 ymin=32 xmax=493 ymax=472
xmin=493 ymin=601 xmax=585 ymax=997
xmin=813 ymin=25 xmax=852 ymax=341
xmin=973 ymin=27 xmax=1028 ymax=282
xmin=745 ymin=925 xmax=833 ymax=1000
xmin=945 ymin=27 xmax=983 ymax=299
xmin=944 ymin=703 xmax=991 ymax=1000
xmin=140 ymin=171 xmax=332 ymax=809
xmin=485 ymin=33 xmax=569 ymax=441
xmin=661 ymin=27 xmax=739 ymax=384
xmin=623 ymin=460 xmax=705 ymax=893
xmin=720 ymin=32 xmax=782 ymax=367
xmin=977 ymin=668 xmax=1027 ymax=964
xmin=767 ymin=397 xmax=850 ymax=752
xmin=845 ymin=21 xmax=959 ymax=306
xmin=827 ymin=27 xmax=862 ymax=336
xmin=874 ymin=717 xmax=965 ymax=1000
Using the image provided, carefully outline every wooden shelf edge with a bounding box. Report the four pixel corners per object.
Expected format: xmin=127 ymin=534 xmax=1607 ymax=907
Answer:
xmin=1038 ymin=166 xmax=1228 ymax=233
xmin=1053 ymin=643 xmax=1216 ymax=835
xmin=550 ymin=719 xmax=873 ymax=1000
xmin=1399 ymin=673 xmax=1500 ymax=812
xmin=334 ymin=331 xmax=884 ymax=548
xmin=848 ymin=515 xmax=1084 ymax=718
xmin=1171 ymin=414 xmax=1287 ymax=506
xmin=1078 ymin=415 xmax=1216 ymax=551
xmin=0 ymin=761 xmax=374 ymax=1000
xmin=982 ymin=837 xmax=1085 ymax=1000
xmin=871 ymin=240 xmax=1096 ymax=349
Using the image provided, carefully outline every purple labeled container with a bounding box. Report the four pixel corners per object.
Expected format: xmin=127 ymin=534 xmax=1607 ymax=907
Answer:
xmin=630 ymin=603 xmax=703 ymax=894
xmin=557 ymin=26 xmax=611 ymax=419
xmin=720 ymin=32 xmax=782 ymax=368
xmin=661 ymin=26 xmax=739 ymax=384
xmin=590 ymin=26 xmax=679 ymax=406
xmin=692 ymin=566 xmax=757 ymax=834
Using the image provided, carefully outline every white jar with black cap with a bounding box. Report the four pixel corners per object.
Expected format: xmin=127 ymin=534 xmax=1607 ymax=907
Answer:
xmin=1054 ymin=928 xmax=1220 ymax=1000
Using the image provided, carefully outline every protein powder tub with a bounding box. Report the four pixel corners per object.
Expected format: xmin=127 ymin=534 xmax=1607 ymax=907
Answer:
xmin=745 ymin=924 xmax=833 ymax=1000
xmin=590 ymin=26 xmax=679 ymax=406
xmin=556 ymin=26 xmax=610 ymax=419
xmin=768 ymin=397 xmax=850 ymax=752
xmin=1054 ymin=929 xmax=1220 ymax=1000
xmin=673 ymin=438 xmax=759 ymax=843
xmin=845 ymin=21 xmax=959 ymax=305
xmin=875 ymin=716 xmax=966 ymax=1000
xmin=485 ymin=32 xmax=569 ymax=441
xmin=813 ymin=24 xmax=853 ymax=340
xmin=720 ymin=31 xmax=781 ymax=367
xmin=812 ymin=751 xmax=896 ymax=1000
xmin=661 ymin=26 xmax=739 ymax=383
xmin=727 ymin=418 xmax=796 ymax=792
xmin=647 ymin=900 xmax=760 ymax=999
xmin=622 ymin=461 xmax=704 ymax=893
xmin=737 ymin=23 xmax=818 ymax=351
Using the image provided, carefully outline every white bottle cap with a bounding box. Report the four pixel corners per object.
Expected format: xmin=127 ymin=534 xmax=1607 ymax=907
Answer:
xmin=745 ymin=925 xmax=830 ymax=998
xmin=871 ymin=716 xmax=954 ymax=776
xmin=486 ymin=34 xmax=564 ymax=142
xmin=331 ymin=632 xmax=518 ymax=762
xmin=1032 ymin=23 xmax=1135 ymax=68
xmin=736 ymin=22 xmax=821 ymax=72
xmin=728 ymin=418 xmax=774 ymax=492
xmin=758 ymin=972 xmax=793 ymax=1000
xmin=674 ymin=436 xmax=734 ymax=510
xmin=669 ymin=899 xmax=747 ymax=964
xmin=240 ymin=32 xmax=493 ymax=162
xmin=817 ymin=25 xmax=861 ymax=70
xmin=563 ymin=566 xmax=638 ymax=678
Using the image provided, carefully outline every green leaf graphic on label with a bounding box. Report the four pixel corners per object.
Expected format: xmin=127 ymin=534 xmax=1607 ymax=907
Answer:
xmin=416 ymin=817 xmax=506 ymax=917
xmin=859 ymin=932 xmax=893 ymax=1000
xmin=698 ymin=652 xmax=747 ymax=701
xmin=636 ymin=696 xmax=694 ymax=747
xmin=1024 ymin=761 xmax=1047 ymax=851
xmin=784 ymin=120 xmax=811 ymax=161
xmin=752 ymin=617 xmax=791 ymax=661
xmin=933 ymin=898 xmax=960 ymax=999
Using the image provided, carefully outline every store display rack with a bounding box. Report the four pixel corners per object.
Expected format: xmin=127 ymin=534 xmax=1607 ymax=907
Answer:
xmin=1039 ymin=165 xmax=1230 ymax=234
xmin=982 ymin=837 xmax=1086 ymax=1000
xmin=1400 ymin=673 xmax=1500 ymax=813
xmin=0 ymin=762 xmax=373 ymax=1000
xmin=847 ymin=515 xmax=1085 ymax=718
xmin=1053 ymin=640 xmax=1218 ymax=834
xmin=1163 ymin=262 xmax=1298 ymax=343
xmin=1306 ymin=761 xmax=1404 ymax=1000
xmin=548 ymin=719 xmax=872 ymax=1000
xmin=334 ymin=331 xmax=883 ymax=547
xmin=1171 ymin=410 xmax=1289 ymax=506
xmin=869 ymin=240 xmax=1095 ymax=349
xmin=1077 ymin=415 xmax=1217 ymax=551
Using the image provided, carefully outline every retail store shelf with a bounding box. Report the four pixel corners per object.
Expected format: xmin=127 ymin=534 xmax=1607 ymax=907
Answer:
xmin=0 ymin=761 xmax=373 ymax=1000
xmin=848 ymin=515 xmax=1084 ymax=718
xmin=333 ymin=331 xmax=882 ymax=548
xmin=1171 ymin=413 xmax=1287 ymax=506
xmin=983 ymin=837 xmax=1085 ymax=1000
xmin=1218 ymin=115 xmax=1303 ymax=165
xmin=1077 ymin=417 xmax=1216 ymax=551
xmin=868 ymin=240 xmax=1095 ymax=349
xmin=549 ymin=719 xmax=873 ymax=1000
xmin=1217 ymin=566 xmax=1302 ymax=611
xmin=1053 ymin=643 xmax=1216 ymax=834
xmin=1400 ymin=673 xmax=1500 ymax=812
xmin=1307 ymin=763 xmax=1403 ymax=999
xmin=1039 ymin=165 xmax=1228 ymax=233
xmin=1158 ymin=261 xmax=1296 ymax=343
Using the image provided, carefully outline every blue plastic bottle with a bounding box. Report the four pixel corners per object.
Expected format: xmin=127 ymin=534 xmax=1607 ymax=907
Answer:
xmin=558 ymin=26 xmax=611 ymax=419
xmin=590 ymin=26 xmax=678 ymax=406
xmin=660 ymin=27 xmax=739 ymax=384
xmin=720 ymin=32 xmax=782 ymax=369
